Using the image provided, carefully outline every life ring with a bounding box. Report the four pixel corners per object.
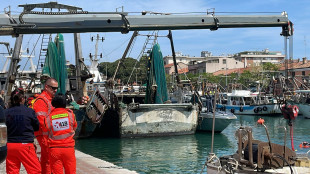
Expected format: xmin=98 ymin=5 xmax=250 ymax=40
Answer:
xmin=239 ymin=106 xmax=243 ymax=112
xmin=254 ymin=108 xmax=259 ymax=113
xmin=257 ymin=107 xmax=262 ymax=112
xmin=231 ymin=108 xmax=235 ymax=113
xmin=263 ymin=106 xmax=268 ymax=111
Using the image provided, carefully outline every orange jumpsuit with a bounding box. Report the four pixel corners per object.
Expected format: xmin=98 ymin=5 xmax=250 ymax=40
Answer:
xmin=32 ymin=90 xmax=54 ymax=174
xmin=45 ymin=108 xmax=77 ymax=174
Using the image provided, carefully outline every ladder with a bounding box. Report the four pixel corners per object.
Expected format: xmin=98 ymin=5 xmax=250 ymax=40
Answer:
xmin=126 ymin=30 xmax=159 ymax=85
xmin=36 ymin=34 xmax=52 ymax=72
xmin=138 ymin=30 xmax=159 ymax=60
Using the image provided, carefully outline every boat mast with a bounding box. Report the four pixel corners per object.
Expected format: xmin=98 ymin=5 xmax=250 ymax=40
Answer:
xmin=168 ymin=30 xmax=180 ymax=84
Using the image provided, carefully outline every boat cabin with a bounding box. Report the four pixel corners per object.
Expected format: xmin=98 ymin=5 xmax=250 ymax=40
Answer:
xmin=226 ymin=90 xmax=258 ymax=106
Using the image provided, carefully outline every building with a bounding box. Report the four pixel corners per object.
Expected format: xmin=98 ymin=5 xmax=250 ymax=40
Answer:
xmin=279 ymin=57 xmax=310 ymax=87
xmin=234 ymin=48 xmax=285 ymax=67
xmin=164 ymin=52 xmax=243 ymax=74
xmin=164 ymin=62 xmax=188 ymax=74
xmin=163 ymin=49 xmax=285 ymax=75
xmin=188 ymin=56 xmax=243 ymax=74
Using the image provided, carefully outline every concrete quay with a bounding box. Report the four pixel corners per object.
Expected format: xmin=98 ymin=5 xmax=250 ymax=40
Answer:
xmin=0 ymin=148 xmax=138 ymax=174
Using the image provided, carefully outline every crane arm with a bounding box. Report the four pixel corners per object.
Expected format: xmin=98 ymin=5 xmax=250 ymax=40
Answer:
xmin=0 ymin=11 xmax=293 ymax=36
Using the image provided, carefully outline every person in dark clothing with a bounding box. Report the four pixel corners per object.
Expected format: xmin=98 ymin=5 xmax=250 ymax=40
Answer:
xmin=0 ymin=97 xmax=6 ymax=109
xmin=5 ymin=88 xmax=41 ymax=174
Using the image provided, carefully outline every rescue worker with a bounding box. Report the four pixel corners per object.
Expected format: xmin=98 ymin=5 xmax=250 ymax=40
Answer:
xmin=5 ymin=88 xmax=41 ymax=174
xmin=32 ymin=77 xmax=58 ymax=174
xmin=45 ymin=93 xmax=77 ymax=174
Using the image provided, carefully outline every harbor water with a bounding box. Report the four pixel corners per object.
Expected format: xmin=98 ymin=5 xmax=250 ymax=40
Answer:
xmin=75 ymin=115 xmax=310 ymax=173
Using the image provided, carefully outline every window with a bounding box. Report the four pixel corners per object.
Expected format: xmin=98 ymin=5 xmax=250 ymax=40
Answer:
xmin=292 ymin=72 xmax=295 ymax=77
xmin=223 ymin=59 xmax=226 ymax=64
xmin=302 ymin=71 xmax=305 ymax=76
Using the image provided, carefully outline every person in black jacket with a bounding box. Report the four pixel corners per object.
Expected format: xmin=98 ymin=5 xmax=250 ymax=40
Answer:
xmin=5 ymin=88 xmax=41 ymax=174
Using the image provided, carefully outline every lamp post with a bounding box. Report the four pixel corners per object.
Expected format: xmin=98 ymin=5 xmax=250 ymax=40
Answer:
xmin=225 ymin=60 xmax=228 ymax=92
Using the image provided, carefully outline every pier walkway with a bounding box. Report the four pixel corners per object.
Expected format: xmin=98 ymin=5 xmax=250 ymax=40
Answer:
xmin=0 ymin=142 xmax=138 ymax=174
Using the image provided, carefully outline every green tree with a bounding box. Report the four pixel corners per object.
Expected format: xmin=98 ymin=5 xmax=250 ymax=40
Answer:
xmin=98 ymin=56 xmax=148 ymax=85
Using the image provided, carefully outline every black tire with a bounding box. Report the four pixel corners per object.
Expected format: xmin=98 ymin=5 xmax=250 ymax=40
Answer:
xmin=263 ymin=106 xmax=268 ymax=111
xmin=254 ymin=108 xmax=258 ymax=113
xmin=257 ymin=107 xmax=262 ymax=111
xmin=231 ymin=108 xmax=235 ymax=113
xmin=239 ymin=106 xmax=243 ymax=112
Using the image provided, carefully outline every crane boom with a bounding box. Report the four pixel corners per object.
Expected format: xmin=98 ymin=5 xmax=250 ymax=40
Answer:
xmin=0 ymin=11 xmax=292 ymax=36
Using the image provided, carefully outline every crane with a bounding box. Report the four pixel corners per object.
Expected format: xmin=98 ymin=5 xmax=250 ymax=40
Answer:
xmin=0 ymin=2 xmax=293 ymax=36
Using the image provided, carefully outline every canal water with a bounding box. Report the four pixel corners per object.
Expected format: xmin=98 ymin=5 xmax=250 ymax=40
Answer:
xmin=75 ymin=115 xmax=310 ymax=174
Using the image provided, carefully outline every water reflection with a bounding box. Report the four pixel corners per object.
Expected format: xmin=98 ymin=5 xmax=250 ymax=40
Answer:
xmin=75 ymin=115 xmax=310 ymax=173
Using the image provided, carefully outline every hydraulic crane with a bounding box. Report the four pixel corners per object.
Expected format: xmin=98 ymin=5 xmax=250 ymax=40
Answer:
xmin=0 ymin=5 xmax=293 ymax=36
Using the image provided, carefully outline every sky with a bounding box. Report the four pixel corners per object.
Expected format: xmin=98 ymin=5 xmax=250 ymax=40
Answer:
xmin=0 ymin=0 xmax=309 ymax=70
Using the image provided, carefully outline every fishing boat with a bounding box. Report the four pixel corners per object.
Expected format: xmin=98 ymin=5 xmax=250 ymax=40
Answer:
xmin=94 ymin=40 xmax=199 ymax=138
xmin=217 ymin=90 xmax=282 ymax=115
xmin=197 ymin=96 xmax=236 ymax=133
xmin=291 ymin=90 xmax=310 ymax=119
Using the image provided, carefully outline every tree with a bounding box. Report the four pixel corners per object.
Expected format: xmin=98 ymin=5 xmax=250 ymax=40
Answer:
xmin=98 ymin=56 xmax=148 ymax=85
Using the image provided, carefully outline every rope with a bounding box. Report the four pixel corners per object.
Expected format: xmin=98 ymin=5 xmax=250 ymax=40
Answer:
xmin=224 ymin=158 xmax=239 ymax=174
xmin=200 ymin=153 xmax=222 ymax=174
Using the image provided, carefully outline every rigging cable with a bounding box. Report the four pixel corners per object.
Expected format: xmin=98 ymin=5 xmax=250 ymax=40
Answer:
xmin=21 ymin=34 xmax=41 ymax=73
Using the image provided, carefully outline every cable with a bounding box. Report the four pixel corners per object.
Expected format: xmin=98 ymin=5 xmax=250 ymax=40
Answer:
xmin=273 ymin=154 xmax=293 ymax=174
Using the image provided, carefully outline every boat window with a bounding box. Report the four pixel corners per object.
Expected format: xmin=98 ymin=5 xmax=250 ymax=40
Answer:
xmin=244 ymin=97 xmax=252 ymax=105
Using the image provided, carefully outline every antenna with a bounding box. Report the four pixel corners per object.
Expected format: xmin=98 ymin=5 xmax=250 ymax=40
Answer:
xmin=304 ymin=35 xmax=307 ymax=59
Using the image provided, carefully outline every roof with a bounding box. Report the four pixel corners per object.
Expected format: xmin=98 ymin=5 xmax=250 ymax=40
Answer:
xmin=278 ymin=60 xmax=310 ymax=70
xmin=178 ymin=68 xmax=188 ymax=74
xmin=164 ymin=63 xmax=174 ymax=68
xmin=213 ymin=67 xmax=250 ymax=76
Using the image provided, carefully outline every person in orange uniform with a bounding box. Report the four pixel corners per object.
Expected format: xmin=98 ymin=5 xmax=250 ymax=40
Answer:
xmin=45 ymin=93 xmax=77 ymax=174
xmin=32 ymin=77 xmax=58 ymax=174
xmin=5 ymin=88 xmax=41 ymax=174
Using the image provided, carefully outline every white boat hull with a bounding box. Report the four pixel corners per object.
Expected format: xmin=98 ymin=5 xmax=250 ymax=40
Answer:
xmin=121 ymin=103 xmax=198 ymax=138
xmin=197 ymin=110 xmax=237 ymax=132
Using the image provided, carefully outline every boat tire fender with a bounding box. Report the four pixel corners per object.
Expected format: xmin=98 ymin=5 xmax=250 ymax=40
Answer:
xmin=254 ymin=108 xmax=258 ymax=113
xmin=231 ymin=108 xmax=235 ymax=114
xmin=263 ymin=106 xmax=268 ymax=111
xmin=239 ymin=106 xmax=243 ymax=112
xmin=257 ymin=107 xmax=262 ymax=112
